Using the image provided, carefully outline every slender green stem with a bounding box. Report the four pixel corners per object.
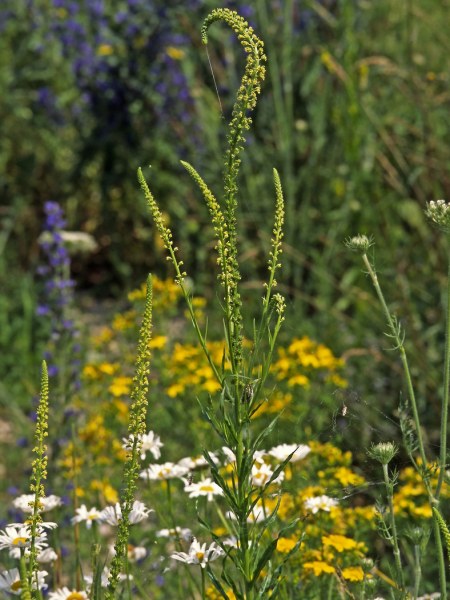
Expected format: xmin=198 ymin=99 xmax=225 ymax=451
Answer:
xmin=362 ymin=252 xmax=447 ymax=598
xmin=362 ymin=253 xmax=429 ymax=470
xmin=436 ymin=240 xmax=450 ymax=498
xmin=382 ymin=464 xmax=405 ymax=592
xmin=412 ymin=543 xmax=421 ymax=600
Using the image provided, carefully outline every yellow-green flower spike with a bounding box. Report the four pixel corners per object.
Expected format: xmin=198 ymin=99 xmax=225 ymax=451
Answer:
xmin=107 ymin=275 xmax=153 ymax=598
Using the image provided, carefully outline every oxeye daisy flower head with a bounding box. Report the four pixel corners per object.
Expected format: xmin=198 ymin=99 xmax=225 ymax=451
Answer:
xmin=183 ymin=477 xmax=223 ymax=501
xmin=156 ymin=527 xmax=193 ymax=541
xmin=99 ymin=500 xmax=153 ymax=525
xmin=0 ymin=567 xmax=48 ymax=595
xmin=122 ymin=431 xmax=163 ymax=461
xmin=304 ymin=495 xmax=339 ymax=514
xmin=12 ymin=493 xmax=62 ymax=513
xmin=268 ymin=443 xmax=311 ymax=462
xmin=139 ymin=462 xmax=189 ymax=481
xmin=171 ymin=537 xmax=224 ymax=568
xmin=0 ymin=525 xmax=48 ymax=551
xmin=71 ymin=505 xmax=102 ymax=529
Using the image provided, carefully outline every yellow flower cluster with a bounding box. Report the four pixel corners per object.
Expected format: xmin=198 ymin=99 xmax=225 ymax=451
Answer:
xmin=271 ymin=336 xmax=347 ymax=388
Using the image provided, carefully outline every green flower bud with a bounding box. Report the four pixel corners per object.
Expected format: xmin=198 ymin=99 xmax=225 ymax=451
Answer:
xmin=367 ymin=441 xmax=398 ymax=465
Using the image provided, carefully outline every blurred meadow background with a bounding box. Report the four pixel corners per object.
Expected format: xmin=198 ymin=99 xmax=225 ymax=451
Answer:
xmin=1 ymin=0 xmax=450 ymax=597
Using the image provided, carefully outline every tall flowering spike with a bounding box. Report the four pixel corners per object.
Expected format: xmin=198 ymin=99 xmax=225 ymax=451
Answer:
xmin=264 ymin=169 xmax=285 ymax=301
xmin=433 ymin=508 xmax=450 ymax=565
xmin=201 ymin=9 xmax=266 ymax=368
xmin=137 ymin=168 xmax=186 ymax=285
xmin=180 ymin=161 xmax=229 ymax=286
xmin=107 ymin=275 xmax=153 ymax=598
xmin=27 ymin=361 xmax=50 ymax=588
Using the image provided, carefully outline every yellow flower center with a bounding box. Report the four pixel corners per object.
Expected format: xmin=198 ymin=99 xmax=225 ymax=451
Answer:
xmin=196 ymin=552 xmax=205 ymax=562
xmin=67 ymin=593 xmax=85 ymax=600
xmin=12 ymin=537 xmax=28 ymax=546
xmin=200 ymin=485 xmax=214 ymax=492
xmin=11 ymin=581 xmax=22 ymax=591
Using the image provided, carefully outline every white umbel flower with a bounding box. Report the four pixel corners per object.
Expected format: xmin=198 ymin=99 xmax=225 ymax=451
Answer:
xmin=171 ymin=538 xmax=224 ymax=568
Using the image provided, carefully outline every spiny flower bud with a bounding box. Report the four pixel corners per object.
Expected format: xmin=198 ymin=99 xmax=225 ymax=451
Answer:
xmin=367 ymin=441 xmax=398 ymax=465
xmin=344 ymin=234 xmax=373 ymax=254
xmin=425 ymin=199 xmax=450 ymax=231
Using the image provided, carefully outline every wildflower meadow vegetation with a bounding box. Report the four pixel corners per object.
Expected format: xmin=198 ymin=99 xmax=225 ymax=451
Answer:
xmin=1 ymin=1 xmax=450 ymax=599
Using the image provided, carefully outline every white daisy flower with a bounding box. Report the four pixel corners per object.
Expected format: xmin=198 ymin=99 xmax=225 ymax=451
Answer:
xmin=171 ymin=538 xmax=224 ymax=568
xmin=48 ymin=587 xmax=88 ymax=599
xmin=12 ymin=494 xmax=62 ymax=513
xmin=99 ymin=500 xmax=153 ymax=525
xmin=0 ymin=525 xmax=48 ymax=551
xmin=122 ymin=431 xmax=163 ymax=461
xmin=226 ymin=506 xmax=267 ymax=524
xmin=71 ymin=505 xmax=102 ymax=529
xmin=156 ymin=527 xmax=193 ymax=541
xmin=9 ymin=544 xmax=58 ymax=562
xmin=108 ymin=543 xmax=147 ymax=562
xmin=37 ymin=547 xmax=59 ymax=563
xmin=178 ymin=453 xmax=218 ymax=470
xmin=221 ymin=447 xmax=236 ymax=464
xmin=84 ymin=567 xmax=130 ymax=589
xmin=251 ymin=462 xmax=284 ymax=487
xmin=183 ymin=478 xmax=223 ymax=501
xmin=0 ymin=567 xmax=48 ymax=595
xmin=268 ymin=443 xmax=311 ymax=463
xmin=304 ymin=495 xmax=339 ymax=514
xmin=139 ymin=462 xmax=189 ymax=481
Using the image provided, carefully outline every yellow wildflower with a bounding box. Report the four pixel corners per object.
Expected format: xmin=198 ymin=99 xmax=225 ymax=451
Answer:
xmin=303 ymin=561 xmax=335 ymax=576
xmin=108 ymin=376 xmax=132 ymax=397
xmin=149 ymin=335 xmax=167 ymax=349
xmin=166 ymin=46 xmax=185 ymax=60
xmin=99 ymin=362 xmax=119 ymax=375
xmin=322 ymin=534 xmax=358 ymax=552
xmin=277 ymin=537 xmax=297 ymax=553
xmin=98 ymin=44 xmax=113 ymax=56
xmin=333 ymin=466 xmax=365 ymax=487
xmin=82 ymin=364 xmax=98 ymax=379
xmin=341 ymin=565 xmax=364 ymax=582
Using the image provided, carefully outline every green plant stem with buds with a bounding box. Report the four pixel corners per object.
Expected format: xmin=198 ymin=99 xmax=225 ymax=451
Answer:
xmin=348 ymin=239 xmax=447 ymax=598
